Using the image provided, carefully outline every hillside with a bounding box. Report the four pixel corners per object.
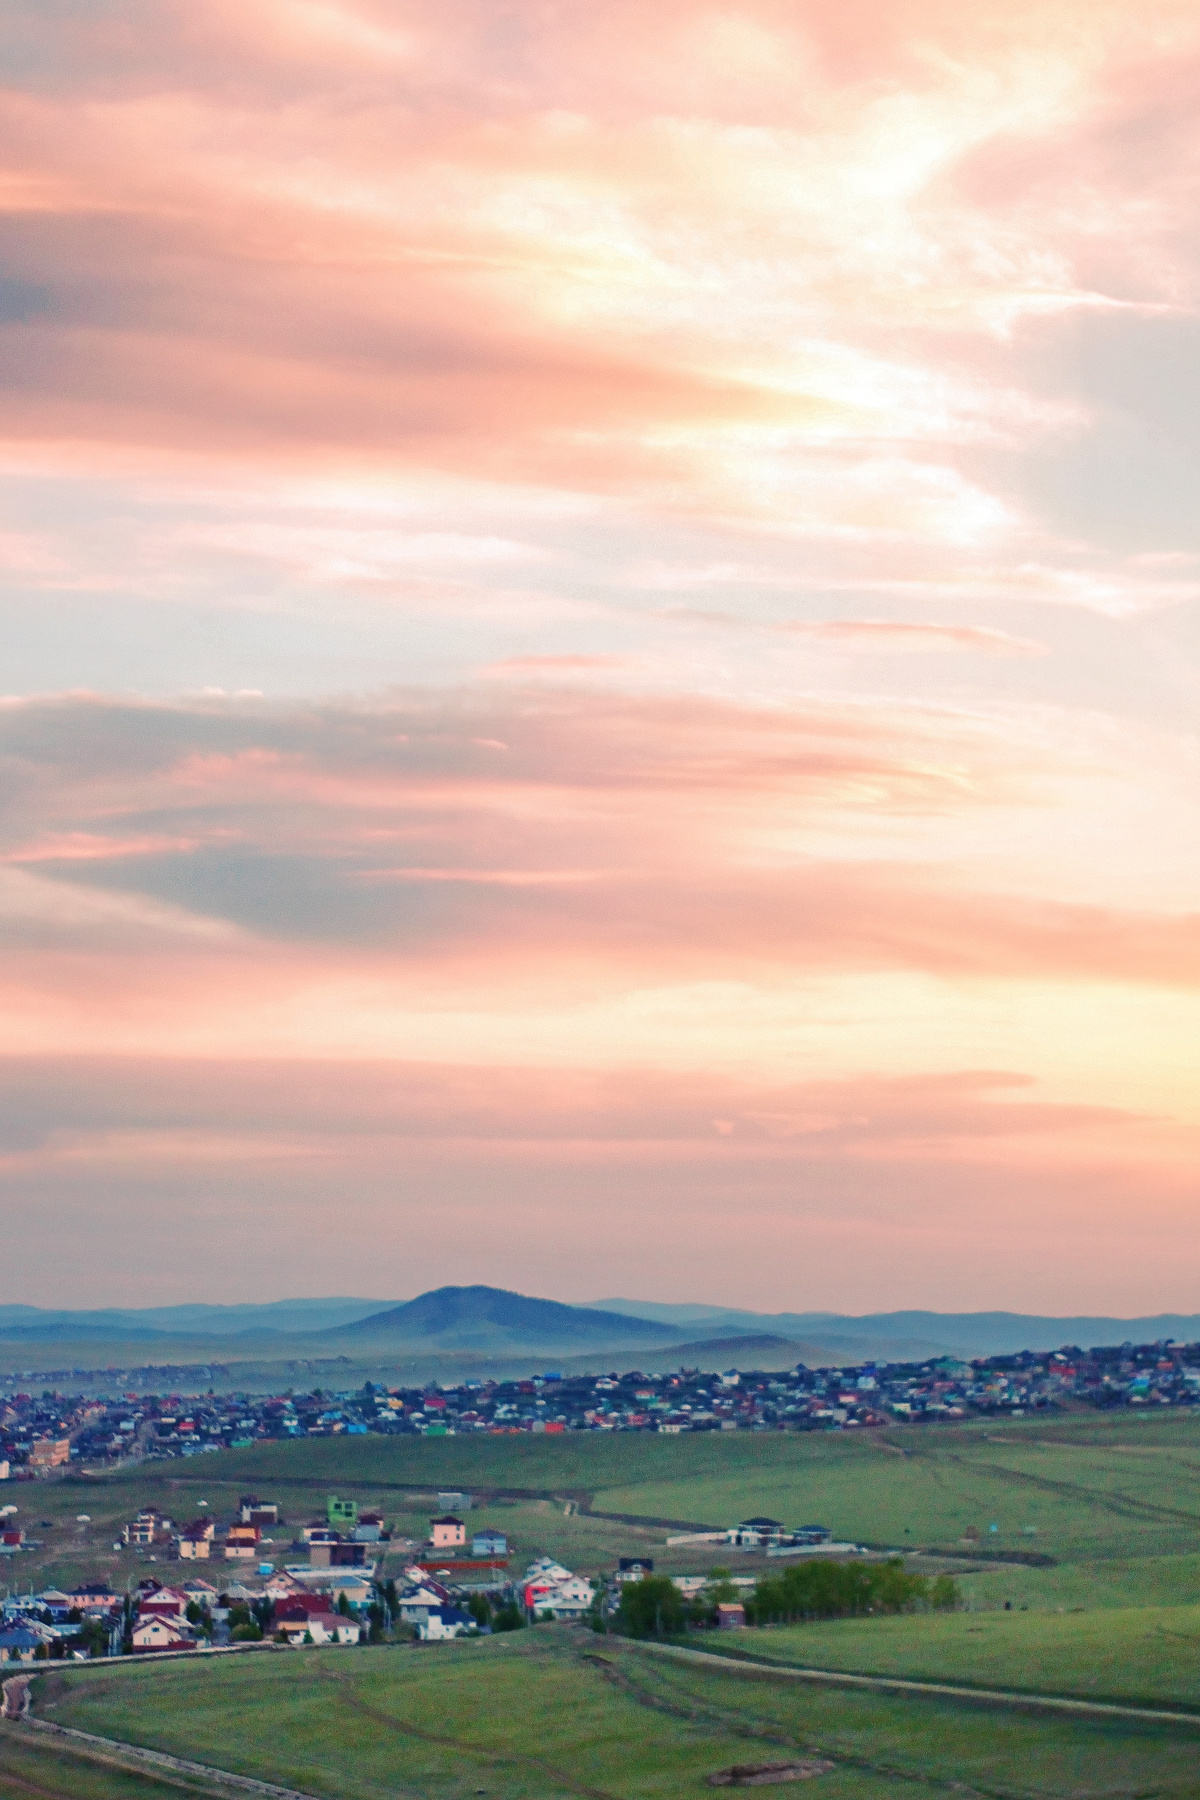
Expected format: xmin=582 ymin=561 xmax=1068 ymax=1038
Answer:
xmin=587 ymin=1301 xmax=1200 ymax=1359
xmin=334 ymin=1285 xmax=679 ymax=1350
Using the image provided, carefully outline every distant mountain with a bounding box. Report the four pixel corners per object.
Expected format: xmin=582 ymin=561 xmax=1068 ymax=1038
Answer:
xmin=587 ymin=1301 xmax=1200 ymax=1359
xmin=335 ymin=1286 xmax=680 ymax=1351
xmin=0 ymin=1298 xmax=391 ymax=1340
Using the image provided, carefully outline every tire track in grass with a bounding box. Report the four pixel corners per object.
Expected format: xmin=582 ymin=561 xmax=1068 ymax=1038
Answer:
xmin=928 ymin=1448 xmax=1200 ymax=1530
xmin=580 ymin=1647 xmax=1035 ymax=1800
xmin=321 ymin=1665 xmax=623 ymax=1800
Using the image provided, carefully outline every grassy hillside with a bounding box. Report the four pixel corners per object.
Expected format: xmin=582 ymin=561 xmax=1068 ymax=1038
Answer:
xmin=699 ymin=1601 xmax=1200 ymax=1708
xmin=33 ymin=1629 xmax=1200 ymax=1800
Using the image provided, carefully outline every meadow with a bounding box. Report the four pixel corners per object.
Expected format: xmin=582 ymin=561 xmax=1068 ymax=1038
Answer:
xmin=5 ymin=1409 xmax=1200 ymax=1797
xmin=14 ymin=1407 xmax=1200 ymax=1610
xmin=14 ymin=1627 xmax=1200 ymax=1800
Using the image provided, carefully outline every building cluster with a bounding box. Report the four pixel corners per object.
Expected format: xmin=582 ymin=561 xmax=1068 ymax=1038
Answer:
xmin=2 ymin=1342 xmax=1198 ymax=1478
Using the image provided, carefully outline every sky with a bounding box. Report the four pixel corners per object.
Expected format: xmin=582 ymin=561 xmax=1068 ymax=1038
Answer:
xmin=2 ymin=0 xmax=1200 ymax=1312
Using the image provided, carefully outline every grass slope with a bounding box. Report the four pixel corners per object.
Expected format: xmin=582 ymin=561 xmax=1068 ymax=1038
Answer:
xmin=37 ymin=1629 xmax=1200 ymax=1800
xmin=695 ymin=1601 xmax=1200 ymax=1708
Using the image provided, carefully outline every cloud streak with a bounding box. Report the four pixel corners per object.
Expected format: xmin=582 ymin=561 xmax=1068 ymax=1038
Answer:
xmin=1 ymin=1 xmax=1198 ymax=1305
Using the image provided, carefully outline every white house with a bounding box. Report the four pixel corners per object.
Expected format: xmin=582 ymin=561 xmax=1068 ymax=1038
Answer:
xmin=538 ymin=1576 xmax=595 ymax=1621
xmin=417 ymin=1605 xmax=471 ymax=1642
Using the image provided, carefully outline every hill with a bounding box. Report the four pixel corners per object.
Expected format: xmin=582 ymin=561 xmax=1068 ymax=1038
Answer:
xmin=0 ymin=1297 xmax=390 ymax=1339
xmin=334 ymin=1285 xmax=679 ymax=1350
xmin=587 ymin=1301 xmax=1200 ymax=1359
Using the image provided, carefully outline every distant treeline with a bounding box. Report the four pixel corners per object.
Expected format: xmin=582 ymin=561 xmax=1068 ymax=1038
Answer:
xmin=612 ymin=1560 xmax=957 ymax=1638
xmin=748 ymin=1558 xmax=957 ymax=1624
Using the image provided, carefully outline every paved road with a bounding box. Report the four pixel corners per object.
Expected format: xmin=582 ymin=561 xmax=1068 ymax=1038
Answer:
xmin=630 ymin=1638 xmax=1200 ymax=1729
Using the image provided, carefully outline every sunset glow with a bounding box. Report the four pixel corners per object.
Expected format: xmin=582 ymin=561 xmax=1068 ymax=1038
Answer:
xmin=3 ymin=0 xmax=1199 ymax=1307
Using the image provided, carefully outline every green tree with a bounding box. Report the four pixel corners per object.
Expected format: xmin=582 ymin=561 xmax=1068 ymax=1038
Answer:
xmin=616 ymin=1576 xmax=688 ymax=1639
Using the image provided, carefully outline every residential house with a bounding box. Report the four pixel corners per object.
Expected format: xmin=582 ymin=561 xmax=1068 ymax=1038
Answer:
xmin=137 ymin=1587 xmax=189 ymax=1620
xmin=327 ymin=1497 xmax=357 ymax=1530
xmin=471 ymin=1529 xmax=508 ymax=1558
xmin=417 ymin=1605 xmax=472 ymax=1642
xmin=225 ymin=1524 xmax=261 ymax=1561
xmin=523 ymin=1559 xmax=574 ymax=1612
xmin=238 ymin=1496 xmax=279 ymax=1528
xmin=131 ymin=1616 xmax=197 ymax=1652
xmin=273 ymin=1596 xmax=359 ymax=1646
xmin=716 ymin=1603 xmax=746 ymax=1629
xmin=0 ymin=1626 xmax=41 ymax=1663
xmin=398 ymin=1580 xmax=451 ymax=1628
xmin=429 ymin=1515 xmax=466 ymax=1550
xmin=725 ymin=1517 xmax=787 ymax=1549
xmin=0 ymin=1526 xmax=23 ymax=1553
xmin=123 ymin=1509 xmax=174 ymax=1548
xmin=28 ymin=1438 xmax=70 ymax=1471
xmin=179 ymin=1579 xmax=219 ymax=1612
xmin=351 ymin=1511 xmax=384 ymax=1543
xmin=179 ymin=1521 xmax=213 ymax=1560
xmin=62 ymin=1583 xmax=120 ymax=1616
xmin=309 ymin=1538 xmax=367 ymax=1569
xmin=537 ymin=1576 xmax=595 ymax=1621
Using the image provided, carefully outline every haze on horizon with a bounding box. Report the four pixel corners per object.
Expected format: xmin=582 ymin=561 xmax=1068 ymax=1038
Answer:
xmin=2 ymin=0 xmax=1199 ymax=1315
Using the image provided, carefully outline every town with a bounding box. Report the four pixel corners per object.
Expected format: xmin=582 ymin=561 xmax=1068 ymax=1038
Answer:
xmin=2 ymin=1337 xmax=1199 ymax=1475
xmin=2 ymin=1486 xmax=852 ymax=1660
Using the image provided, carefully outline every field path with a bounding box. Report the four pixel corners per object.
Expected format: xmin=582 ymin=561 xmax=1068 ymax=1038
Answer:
xmin=6 ymin=1710 xmax=326 ymax=1800
xmin=628 ymin=1638 xmax=1200 ymax=1728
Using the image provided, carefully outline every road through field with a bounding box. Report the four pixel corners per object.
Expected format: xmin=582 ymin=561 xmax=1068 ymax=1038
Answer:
xmin=629 ymin=1634 xmax=1200 ymax=1728
xmin=629 ymin=1638 xmax=1200 ymax=1728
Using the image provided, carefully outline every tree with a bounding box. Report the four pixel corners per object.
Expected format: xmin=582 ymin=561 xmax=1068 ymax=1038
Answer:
xmin=615 ymin=1576 xmax=688 ymax=1639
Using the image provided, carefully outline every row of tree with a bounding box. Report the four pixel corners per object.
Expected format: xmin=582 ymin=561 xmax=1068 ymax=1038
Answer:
xmin=609 ymin=1560 xmax=958 ymax=1639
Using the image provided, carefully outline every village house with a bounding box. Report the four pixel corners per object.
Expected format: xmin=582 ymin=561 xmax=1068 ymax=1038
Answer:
xmin=179 ymin=1519 xmax=214 ymax=1559
xmin=725 ymin=1516 xmax=787 ymax=1548
xmin=398 ymin=1578 xmax=451 ymax=1628
xmin=123 ymin=1508 xmax=174 ymax=1548
xmin=308 ymin=1535 xmax=367 ymax=1569
xmin=471 ymin=1528 xmax=508 ymax=1558
xmin=28 ymin=1437 xmax=70 ymax=1471
xmin=0 ymin=1625 xmax=42 ymax=1663
xmin=131 ymin=1615 xmax=196 ymax=1652
xmin=62 ymin=1583 xmax=120 ymax=1615
xmin=224 ymin=1523 xmax=261 ymax=1560
xmin=417 ymin=1604 xmax=472 ymax=1642
xmin=136 ymin=1586 xmax=190 ymax=1620
xmin=716 ymin=1602 xmax=746 ymax=1629
xmin=179 ymin=1579 xmax=219 ymax=1612
xmin=273 ymin=1596 xmax=359 ymax=1645
xmin=428 ymin=1514 xmax=466 ymax=1550
xmin=238 ymin=1496 xmax=279 ymax=1528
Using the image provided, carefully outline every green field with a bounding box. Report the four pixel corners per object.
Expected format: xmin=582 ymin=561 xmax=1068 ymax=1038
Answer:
xmin=20 ymin=1628 xmax=1200 ymax=1800
xmin=694 ymin=1601 xmax=1200 ymax=1708
xmin=22 ymin=1407 xmax=1200 ymax=1604
xmin=8 ymin=1410 xmax=1200 ymax=1797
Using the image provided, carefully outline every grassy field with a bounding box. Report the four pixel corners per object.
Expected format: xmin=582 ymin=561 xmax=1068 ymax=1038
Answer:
xmin=0 ymin=1723 xmax=212 ymax=1799
xmin=12 ymin=1408 xmax=1200 ymax=1608
xmin=7 ymin=1415 xmax=1200 ymax=1796
xmin=24 ymin=1626 xmax=1200 ymax=1800
xmin=694 ymin=1601 xmax=1200 ymax=1708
